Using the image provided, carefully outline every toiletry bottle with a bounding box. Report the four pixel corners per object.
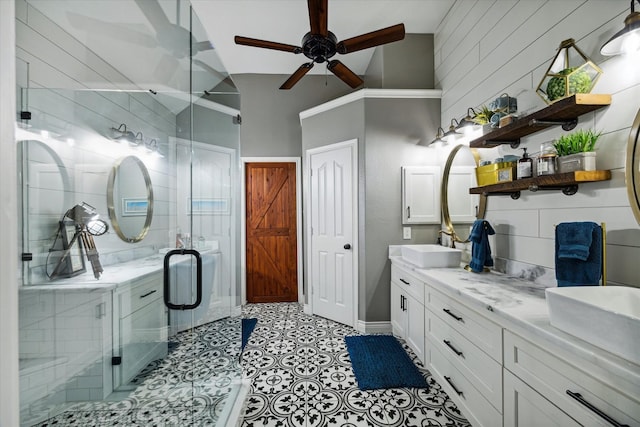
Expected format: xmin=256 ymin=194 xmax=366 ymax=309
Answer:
xmin=517 ymin=148 xmax=533 ymax=179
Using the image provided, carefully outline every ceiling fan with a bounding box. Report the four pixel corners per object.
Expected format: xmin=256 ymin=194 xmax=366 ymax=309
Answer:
xmin=234 ymin=0 xmax=405 ymax=90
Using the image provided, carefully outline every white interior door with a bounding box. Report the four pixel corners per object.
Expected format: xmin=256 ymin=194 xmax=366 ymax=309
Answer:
xmin=308 ymin=140 xmax=357 ymax=327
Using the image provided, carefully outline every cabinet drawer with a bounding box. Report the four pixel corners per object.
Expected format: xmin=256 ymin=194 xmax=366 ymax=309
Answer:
xmin=426 ymin=287 xmax=502 ymax=361
xmin=119 ymin=274 xmax=163 ymax=316
xmin=391 ymin=265 xmax=424 ymax=303
xmin=427 ymin=312 xmax=502 ymax=411
xmin=504 ymin=330 xmax=640 ymax=427
xmin=427 ymin=340 xmax=502 ymax=427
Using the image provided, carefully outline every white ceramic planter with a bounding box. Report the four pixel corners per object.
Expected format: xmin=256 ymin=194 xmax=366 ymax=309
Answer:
xmin=558 ymin=151 xmax=596 ymax=173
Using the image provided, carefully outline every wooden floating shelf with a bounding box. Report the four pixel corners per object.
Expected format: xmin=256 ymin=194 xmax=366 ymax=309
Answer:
xmin=469 ymin=94 xmax=612 ymax=149
xmin=469 ymin=170 xmax=611 ymax=199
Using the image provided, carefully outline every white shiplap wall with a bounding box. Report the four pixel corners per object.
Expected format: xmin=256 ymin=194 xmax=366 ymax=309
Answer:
xmin=435 ymin=0 xmax=640 ymax=287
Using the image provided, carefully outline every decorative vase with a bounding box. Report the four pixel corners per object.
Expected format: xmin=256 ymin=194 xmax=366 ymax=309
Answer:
xmin=558 ymin=152 xmax=596 ymax=173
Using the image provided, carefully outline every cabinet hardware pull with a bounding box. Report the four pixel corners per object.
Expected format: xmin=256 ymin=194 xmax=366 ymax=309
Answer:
xmin=407 ymin=206 xmax=411 ymax=218
xmin=444 ymin=376 xmax=464 ymax=397
xmin=443 ymin=308 xmax=464 ymax=322
xmin=566 ymin=391 xmax=629 ymax=427
xmin=140 ymin=290 xmax=157 ymax=298
xmin=399 ymin=278 xmax=410 ymax=285
xmin=400 ymin=295 xmax=404 ymax=311
xmin=443 ymin=340 xmax=464 ymax=357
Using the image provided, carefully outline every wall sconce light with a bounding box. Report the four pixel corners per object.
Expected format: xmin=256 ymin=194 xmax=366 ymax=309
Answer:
xmin=443 ymin=118 xmax=464 ymax=143
xmin=144 ymin=138 xmax=165 ymax=157
xmin=109 ymin=123 xmax=136 ymax=143
xmin=601 ymin=0 xmax=640 ymax=56
xmin=429 ymin=127 xmax=446 ymax=145
xmin=456 ymin=108 xmax=482 ymax=134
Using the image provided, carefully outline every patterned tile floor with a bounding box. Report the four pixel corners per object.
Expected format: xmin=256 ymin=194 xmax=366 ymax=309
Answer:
xmin=240 ymin=302 xmax=471 ymax=427
xmin=32 ymin=317 xmax=243 ymax=426
xmin=33 ymin=303 xmax=471 ymax=426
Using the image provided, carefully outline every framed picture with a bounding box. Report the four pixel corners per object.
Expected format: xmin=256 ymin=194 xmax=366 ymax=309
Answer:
xmin=122 ymin=197 xmax=148 ymax=216
xmin=187 ymin=198 xmax=229 ymax=215
xmin=59 ymin=220 xmax=86 ymax=277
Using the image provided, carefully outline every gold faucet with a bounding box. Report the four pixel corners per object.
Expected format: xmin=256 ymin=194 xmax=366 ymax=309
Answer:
xmin=438 ymin=229 xmax=457 ymax=248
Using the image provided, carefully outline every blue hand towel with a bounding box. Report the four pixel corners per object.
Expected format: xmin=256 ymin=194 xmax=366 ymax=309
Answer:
xmin=557 ymin=222 xmax=598 ymax=261
xmin=555 ymin=222 xmax=602 ymax=286
xmin=469 ymin=220 xmax=495 ymax=273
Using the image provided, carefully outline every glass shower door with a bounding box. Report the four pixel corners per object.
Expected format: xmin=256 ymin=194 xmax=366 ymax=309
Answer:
xmin=16 ymin=1 xmax=242 ymax=426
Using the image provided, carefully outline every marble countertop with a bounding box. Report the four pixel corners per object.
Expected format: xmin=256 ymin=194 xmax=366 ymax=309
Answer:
xmin=21 ymin=249 xmax=218 ymax=292
xmin=389 ymin=255 xmax=640 ymax=394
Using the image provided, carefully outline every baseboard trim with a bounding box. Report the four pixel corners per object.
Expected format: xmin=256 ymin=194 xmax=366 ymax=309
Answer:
xmin=356 ymin=320 xmax=392 ymax=334
xmin=303 ymin=304 xmax=312 ymax=315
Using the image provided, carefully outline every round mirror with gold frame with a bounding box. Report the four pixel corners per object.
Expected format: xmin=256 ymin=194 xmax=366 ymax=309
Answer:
xmin=627 ymin=107 xmax=640 ymax=225
xmin=107 ymin=155 xmax=154 ymax=243
xmin=441 ymin=144 xmax=487 ymax=244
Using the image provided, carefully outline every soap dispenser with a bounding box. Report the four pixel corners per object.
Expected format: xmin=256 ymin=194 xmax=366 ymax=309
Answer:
xmin=517 ymin=148 xmax=533 ymax=179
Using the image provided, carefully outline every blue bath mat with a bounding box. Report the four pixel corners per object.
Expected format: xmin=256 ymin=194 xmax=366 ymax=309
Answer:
xmin=241 ymin=318 xmax=258 ymax=350
xmin=345 ymin=335 xmax=428 ymax=390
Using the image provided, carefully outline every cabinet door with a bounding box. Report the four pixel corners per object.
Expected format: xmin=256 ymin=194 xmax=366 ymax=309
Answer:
xmin=390 ymin=282 xmax=406 ymax=338
xmin=504 ymin=369 xmax=579 ymax=427
xmin=117 ymin=297 xmax=168 ymax=386
xmin=401 ymin=166 xmax=441 ymax=224
xmin=405 ymin=293 xmax=424 ymax=363
xmin=447 ymin=165 xmax=479 ymax=223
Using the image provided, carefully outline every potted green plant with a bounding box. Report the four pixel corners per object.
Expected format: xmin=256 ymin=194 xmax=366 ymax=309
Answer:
xmin=472 ymin=105 xmax=496 ymax=133
xmin=553 ymin=129 xmax=601 ymax=173
xmin=472 ymin=105 xmax=494 ymax=125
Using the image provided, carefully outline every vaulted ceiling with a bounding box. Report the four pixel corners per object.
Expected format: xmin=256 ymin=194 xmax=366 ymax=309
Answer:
xmin=191 ymin=0 xmax=453 ymax=76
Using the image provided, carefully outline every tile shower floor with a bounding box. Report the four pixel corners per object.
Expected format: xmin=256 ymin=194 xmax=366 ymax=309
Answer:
xmin=35 ymin=303 xmax=471 ymax=426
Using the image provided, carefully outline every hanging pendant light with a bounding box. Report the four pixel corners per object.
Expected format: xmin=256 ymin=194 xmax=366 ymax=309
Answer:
xmin=601 ymin=0 xmax=640 ymax=56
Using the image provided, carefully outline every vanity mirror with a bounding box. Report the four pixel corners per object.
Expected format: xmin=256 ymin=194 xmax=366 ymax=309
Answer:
xmin=627 ymin=107 xmax=640 ymax=225
xmin=107 ymin=155 xmax=154 ymax=243
xmin=441 ymin=144 xmax=487 ymax=245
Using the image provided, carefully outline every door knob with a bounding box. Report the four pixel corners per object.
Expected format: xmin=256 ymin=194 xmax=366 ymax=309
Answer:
xmin=344 ymin=244 xmax=351 ymax=250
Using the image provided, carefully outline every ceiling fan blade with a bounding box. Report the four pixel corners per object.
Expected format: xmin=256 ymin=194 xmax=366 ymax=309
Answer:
xmin=193 ymin=40 xmax=214 ymax=53
xmin=327 ymin=60 xmax=363 ymax=89
xmin=337 ymin=23 xmax=405 ymax=54
xmin=280 ymin=63 xmax=314 ymax=90
xmin=235 ymin=36 xmax=302 ymax=53
xmin=308 ymin=0 xmax=328 ymax=36
xmin=134 ymin=0 xmax=172 ymax=34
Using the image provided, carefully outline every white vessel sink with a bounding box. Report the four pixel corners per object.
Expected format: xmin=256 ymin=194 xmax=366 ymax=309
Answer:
xmin=546 ymin=286 xmax=640 ymax=365
xmin=400 ymin=244 xmax=462 ymax=268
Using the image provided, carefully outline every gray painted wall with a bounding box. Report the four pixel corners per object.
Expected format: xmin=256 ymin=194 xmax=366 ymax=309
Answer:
xmin=301 ymin=95 xmax=441 ymax=322
xmin=362 ymin=97 xmax=440 ymax=322
xmin=365 ymin=34 xmax=435 ymax=89
xmin=232 ymin=74 xmax=352 ymax=157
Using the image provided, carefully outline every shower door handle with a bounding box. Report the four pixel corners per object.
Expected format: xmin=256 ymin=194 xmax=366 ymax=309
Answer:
xmin=163 ymin=249 xmax=203 ymax=310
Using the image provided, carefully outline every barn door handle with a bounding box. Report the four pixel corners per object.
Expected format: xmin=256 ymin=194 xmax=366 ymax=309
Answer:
xmin=344 ymin=244 xmax=351 ymax=250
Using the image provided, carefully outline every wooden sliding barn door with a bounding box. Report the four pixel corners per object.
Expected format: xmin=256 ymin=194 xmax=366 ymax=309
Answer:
xmin=246 ymin=162 xmax=298 ymax=302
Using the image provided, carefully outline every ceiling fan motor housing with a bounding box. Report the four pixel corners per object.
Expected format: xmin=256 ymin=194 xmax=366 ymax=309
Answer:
xmin=302 ymin=31 xmax=337 ymax=63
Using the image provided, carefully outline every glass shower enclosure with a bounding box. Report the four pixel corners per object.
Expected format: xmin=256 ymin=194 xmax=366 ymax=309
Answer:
xmin=15 ymin=1 xmax=243 ymax=425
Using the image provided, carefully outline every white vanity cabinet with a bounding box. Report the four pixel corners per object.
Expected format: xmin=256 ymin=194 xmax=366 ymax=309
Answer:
xmin=424 ymin=284 xmax=503 ymax=427
xmin=390 ymin=264 xmax=425 ymax=363
xmin=504 ymin=330 xmax=640 ymax=427
xmin=112 ymin=273 xmax=168 ymax=389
